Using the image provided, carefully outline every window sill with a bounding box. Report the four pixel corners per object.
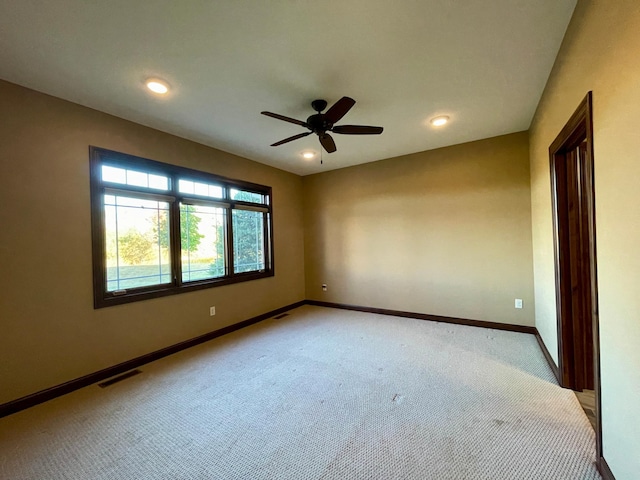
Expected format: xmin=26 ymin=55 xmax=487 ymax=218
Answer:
xmin=94 ymin=270 xmax=275 ymax=309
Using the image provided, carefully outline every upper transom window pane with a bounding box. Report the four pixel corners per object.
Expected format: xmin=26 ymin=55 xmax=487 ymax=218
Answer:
xmin=126 ymin=170 xmax=148 ymax=187
xmin=178 ymin=179 xmax=223 ymax=199
xmin=102 ymin=166 xmax=126 ymax=184
xmin=101 ymin=165 xmax=169 ymax=191
xmin=230 ymin=188 xmax=266 ymax=204
xmin=149 ymin=174 xmax=169 ymax=190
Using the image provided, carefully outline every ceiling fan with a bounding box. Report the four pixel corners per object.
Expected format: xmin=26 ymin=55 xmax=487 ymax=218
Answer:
xmin=261 ymin=97 xmax=383 ymax=154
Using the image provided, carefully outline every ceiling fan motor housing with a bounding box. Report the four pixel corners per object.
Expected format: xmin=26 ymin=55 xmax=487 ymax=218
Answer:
xmin=306 ymin=113 xmax=333 ymax=134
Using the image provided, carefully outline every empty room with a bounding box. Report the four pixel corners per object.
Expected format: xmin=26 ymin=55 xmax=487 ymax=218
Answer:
xmin=0 ymin=1 xmax=638 ymax=479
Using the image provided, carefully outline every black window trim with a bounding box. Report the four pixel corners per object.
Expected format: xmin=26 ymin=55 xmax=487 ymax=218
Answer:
xmin=89 ymin=146 xmax=274 ymax=309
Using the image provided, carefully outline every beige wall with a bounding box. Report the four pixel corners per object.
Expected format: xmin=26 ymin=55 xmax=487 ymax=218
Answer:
xmin=303 ymin=132 xmax=535 ymax=326
xmin=5 ymin=4 xmax=638 ymax=470
xmin=0 ymin=80 xmax=306 ymax=404
xmin=529 ymin=1 xmax=640 ymax=478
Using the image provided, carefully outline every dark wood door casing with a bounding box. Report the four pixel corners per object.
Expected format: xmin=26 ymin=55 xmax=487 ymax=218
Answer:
xmin=562 ymin=143 xmax=595 ymax=391
xmin=577 ymin=141 xmax=595 ymax=390
xmin=549 ymin=91 xmax=601 ymax=458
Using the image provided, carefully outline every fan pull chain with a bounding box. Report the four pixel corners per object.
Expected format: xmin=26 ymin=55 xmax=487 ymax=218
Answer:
xmin=320 ymin=149 xmax=323 ymax=165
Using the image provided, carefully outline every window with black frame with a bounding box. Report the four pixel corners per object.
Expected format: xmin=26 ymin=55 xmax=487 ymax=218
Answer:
xmin=89 ymin=147 xmax=273 ymax=308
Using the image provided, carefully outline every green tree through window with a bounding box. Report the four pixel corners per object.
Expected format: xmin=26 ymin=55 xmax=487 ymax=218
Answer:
xmin=119 ymin=230 xmax=154 ymax=265
xmin=232 ymin=191 xmax=265 ymax=273
xmin=209 ymin=223 xmax=226 ymax=277
xmin=154 ymin=206 xmax=204 ymax=253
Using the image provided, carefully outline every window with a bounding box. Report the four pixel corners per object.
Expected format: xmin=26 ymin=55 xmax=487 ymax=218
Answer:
xmin=90 ymin=147 xmax=274 ymax=308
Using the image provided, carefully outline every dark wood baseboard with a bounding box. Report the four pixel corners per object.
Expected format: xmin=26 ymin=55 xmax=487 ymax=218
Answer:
xmin=0 ymin=299 xmax=585 ymax=422
xmin=305 ymin=300 xmax=537 ymax=335
xmin=598 ymin=457 xmax=616 ymax=480
xmin=0 ymin=300 xmax=305 ymax=419
xmin=0 ymin=297 xmax=617 ymax=478
xmin=534 ymin=329 xmax=561 ymax=382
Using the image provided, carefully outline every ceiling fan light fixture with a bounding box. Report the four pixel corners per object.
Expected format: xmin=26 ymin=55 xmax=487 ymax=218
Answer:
xmin=302 ymin=151 xmax=316 ymax=159
xmin=146 ymin=79 xmax=169 ymax=95
xmin=430 ymin=115 xmax=450 ymax=127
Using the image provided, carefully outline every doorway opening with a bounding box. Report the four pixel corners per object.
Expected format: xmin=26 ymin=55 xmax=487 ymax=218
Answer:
xmin=549 ymin=92 xmax=601 ymax=458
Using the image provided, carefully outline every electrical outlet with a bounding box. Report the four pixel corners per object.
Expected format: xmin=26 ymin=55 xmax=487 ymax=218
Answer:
xmin=209 ymin=306 xmax=216 ymax=316
xmin=515 ymin=299 xmax=523 ymax=309
xmin=322 ymin=284 xmax=327 ymax=292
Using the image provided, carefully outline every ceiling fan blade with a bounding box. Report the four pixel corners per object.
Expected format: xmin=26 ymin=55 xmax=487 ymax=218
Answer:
xmin=261 ymin=111 xmax=308 ymax=128
xmin=324 ymin=96 xmax=356 ymax=124
xmin=271 ymin=131 xmax=312 ymax=146
xmin=332 ymin=125 xmax=384 ymax=135
xmin=320 ymin=133 xmax=337 ymax=153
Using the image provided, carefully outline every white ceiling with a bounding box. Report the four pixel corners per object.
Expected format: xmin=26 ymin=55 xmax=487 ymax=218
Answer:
xmin=0 ymin=0 xmax=576 ymax=176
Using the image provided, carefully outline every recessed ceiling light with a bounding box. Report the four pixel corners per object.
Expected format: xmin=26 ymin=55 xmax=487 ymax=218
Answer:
xmin=302 ymin=151 xmax=316 ymax=159
xmin=430 ymin=115 xmax=449 ymax=127
xmin=146 ymin=79 xmax=169 ymax=94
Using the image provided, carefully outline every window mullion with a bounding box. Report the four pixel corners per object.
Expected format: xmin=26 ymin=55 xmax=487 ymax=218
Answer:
xmin=104 ymin=186 xmax=175 ymax=203
xmin=226 ymin=204 xmax=235 ymax=276
xmin=170 ymin=179 xmax=182 ymax=287
xmin=263 ymin=212 xmax=270 ymax=271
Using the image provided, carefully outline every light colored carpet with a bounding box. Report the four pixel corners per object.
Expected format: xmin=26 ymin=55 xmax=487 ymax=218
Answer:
xmin=0 ymin=305 xmax=600 ymax=479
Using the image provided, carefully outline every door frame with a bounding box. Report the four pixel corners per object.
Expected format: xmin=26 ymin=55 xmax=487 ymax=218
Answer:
xmin=549 ymin=91 xmax=602 ymax=458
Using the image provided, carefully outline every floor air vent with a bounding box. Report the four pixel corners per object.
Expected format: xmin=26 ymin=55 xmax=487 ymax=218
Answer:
xmin=273 ymin=313 xmax=290 ymax=320
xmin=98 ymin=369 xmax=142 ymax=388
